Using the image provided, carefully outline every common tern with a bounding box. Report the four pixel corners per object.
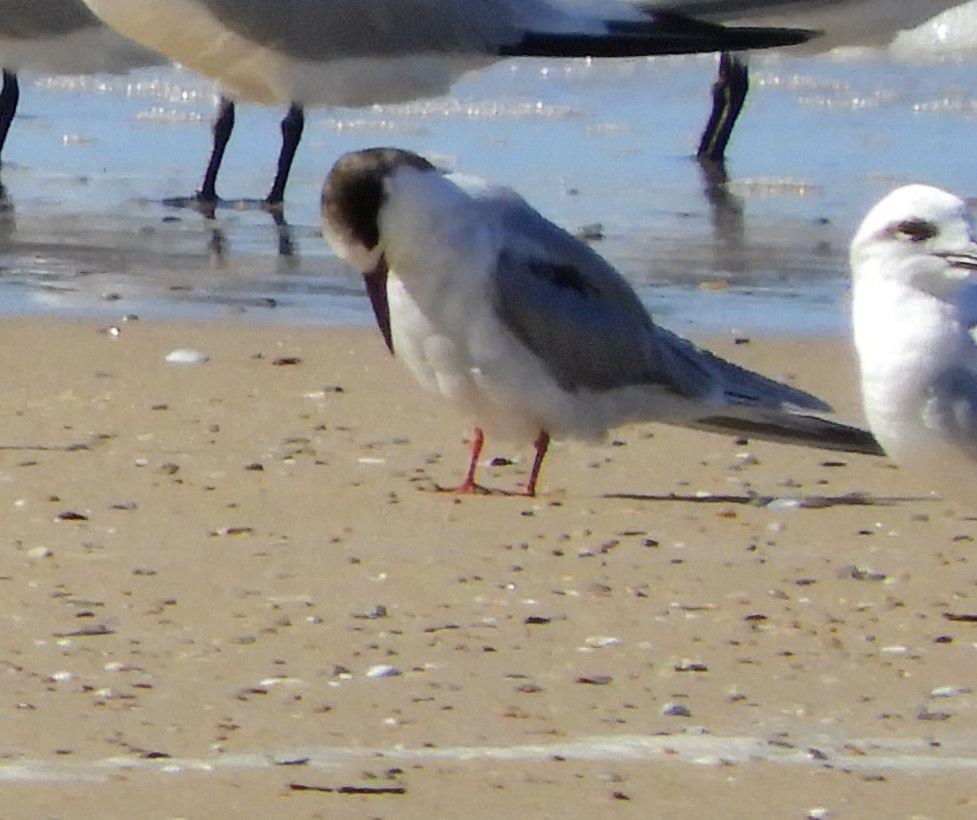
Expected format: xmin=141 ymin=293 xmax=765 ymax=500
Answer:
xmin=321 ymin=146 xmax=882 ymax=496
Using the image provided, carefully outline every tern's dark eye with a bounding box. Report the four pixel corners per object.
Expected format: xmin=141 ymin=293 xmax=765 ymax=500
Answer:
xmin=890 ymin=218 xmax=939 ymax=243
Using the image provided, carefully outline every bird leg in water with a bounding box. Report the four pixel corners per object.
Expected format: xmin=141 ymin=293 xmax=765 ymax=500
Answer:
xmin=197 ymin=96 xmax=235 ymax=203
xmin=266 ymin=104 xmax=305 ymax=207
xmin=697 ymin=52 xmax=749 ymax=163
xmin=0 ymin=70 xmax=20 ymax=160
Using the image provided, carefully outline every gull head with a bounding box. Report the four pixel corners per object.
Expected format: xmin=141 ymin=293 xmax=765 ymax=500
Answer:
xmin=850 ymin=184 xmax=977 ymax=292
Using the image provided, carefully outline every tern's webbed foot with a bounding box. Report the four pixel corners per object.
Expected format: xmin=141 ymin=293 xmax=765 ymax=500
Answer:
xmin=431 ymin=480 xmax=536 ymax=497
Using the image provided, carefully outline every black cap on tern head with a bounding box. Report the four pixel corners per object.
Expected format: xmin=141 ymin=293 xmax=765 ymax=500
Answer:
xmin=321 ymin=147 xmax=436 ymax=253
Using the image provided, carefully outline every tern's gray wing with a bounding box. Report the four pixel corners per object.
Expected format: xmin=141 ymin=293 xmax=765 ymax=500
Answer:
xmin=0 ymin=0 xmax=100 ymax=39
xmin=490 ymin=194 xmax=830 ymax=411
xmin=924 ymin=367 xmax=977 ymax=462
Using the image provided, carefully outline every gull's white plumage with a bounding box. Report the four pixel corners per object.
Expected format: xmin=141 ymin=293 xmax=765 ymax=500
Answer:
xmin=851 ymin=183 xmax=977 ymax=501
xmin=322 ymin=147 xmax=881 ymax=496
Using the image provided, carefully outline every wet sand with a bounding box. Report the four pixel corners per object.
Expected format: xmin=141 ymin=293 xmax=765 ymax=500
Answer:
xmin=1 ymin=315 xmax=976 ymax=817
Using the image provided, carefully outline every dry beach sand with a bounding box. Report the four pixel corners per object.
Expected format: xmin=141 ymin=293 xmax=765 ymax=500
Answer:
xmin=0 ymin=317 xmax=976 ymax=818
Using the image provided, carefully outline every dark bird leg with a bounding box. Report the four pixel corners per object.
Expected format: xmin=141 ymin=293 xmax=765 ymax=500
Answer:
xmin=697 ymin=153 xmax=746 ymax=272
xmin=0 ymin=70 xmax=20 ymax=159
xmin=196 ymin=95 xmax=235 ymax=204
xmin=697 ymin=52 xmax=749 ymax=164
xmin=265 ymin=103 xmax=304 ymax=208
xmin=269 ymin=206 xmax=296 ymax=257
xmin=0 ymin=70 xmax=17 ymax=203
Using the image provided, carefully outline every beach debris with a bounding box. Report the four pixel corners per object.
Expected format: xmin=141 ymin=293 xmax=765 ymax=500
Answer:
xmin=930 ymin=686 xmax=971 ymax=698
xmin=661 ymin=702 xmax=691 ymax=717
xmin=165 ymin=348 xmax=209 ymax=365
xmin=365 ymin=664 xmax=401 ymax=679
xmin=576 ymin=675 xmax=613 ymax=686
xmin=56 ymin=511 xmax=88 ymax=521
xmin=352 ymin=604 xmax=388 ymax=620
xmin=525 ymin=615 xmax=561 ymax=625
xmin=766 ymin=497 xmax=803 ymax=511
xmin=943 ymin=612 xmax=977 ymax=623
xmin=54 ymin=624 xmax=115 ymax=638
xmin=288 ymin=782 xmax=405 ymax=795
xmin=916 ymin=708 xmax=952 ymax=722
xmin=209 ymin=526 xmax=255 ymax=537
xmin=583 ymin=635 xmax=622 ymax=649
xmin=837 ymin=564 xmax=888 ymax=582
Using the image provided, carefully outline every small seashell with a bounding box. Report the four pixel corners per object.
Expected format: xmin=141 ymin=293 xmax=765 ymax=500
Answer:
xmin=165 ymin=348 xmax=209 ymax=365
xmin=365 ymin=664 xmax=402 ymax=679
xmin=584 ymin=636 xmax=622 ymax=649
xmin=931 ymin=685 xmax=972 ymax=698
xmin=258 ymin=676 xmax=304 ymax=688
xmin=766 ymin=497 xmax=803 ymax=511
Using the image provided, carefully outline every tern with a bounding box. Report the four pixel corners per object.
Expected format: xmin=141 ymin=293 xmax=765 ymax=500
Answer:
xmin=79 ymin=0 xmax=815 ymax=206
xmin=321 ymin=146 xmax=882 ymax=496
xmin=851 ymin=183 xmax=977 ymax=502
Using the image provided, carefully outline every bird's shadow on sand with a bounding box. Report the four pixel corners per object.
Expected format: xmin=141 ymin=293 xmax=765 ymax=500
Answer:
xmin=602 ymin=491 xmax=925 ymax=509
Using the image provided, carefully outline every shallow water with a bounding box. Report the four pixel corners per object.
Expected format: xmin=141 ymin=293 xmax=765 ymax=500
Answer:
xmin=1 ymin=51 xmax=976 ymax=333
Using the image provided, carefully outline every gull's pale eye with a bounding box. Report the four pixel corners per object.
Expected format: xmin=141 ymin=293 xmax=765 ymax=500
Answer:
xmin=890 ymin=218 xmax=939 ymax=243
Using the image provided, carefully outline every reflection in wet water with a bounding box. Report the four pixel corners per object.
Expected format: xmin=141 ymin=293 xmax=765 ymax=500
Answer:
xmin=696 ymin=156 xmax=747 ymax=274
xmin=164 ymin=195 xmax=299 ymax=262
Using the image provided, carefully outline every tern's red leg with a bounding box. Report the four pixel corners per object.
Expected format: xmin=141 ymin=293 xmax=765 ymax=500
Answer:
xmin=524 ymin=431 xmax=550 ymax=497
xmin=458 ymin=427 xmax=485 ymax=492
xmin=436 ymin=427 xmax=489 ymax=494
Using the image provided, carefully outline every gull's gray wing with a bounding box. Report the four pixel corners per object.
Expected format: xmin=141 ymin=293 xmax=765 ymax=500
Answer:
xmin=0 ymin=0 xmax=101 ymax=39
xmin=193 ymin=0 xmax=513 ymax=60
xmin=488 ymin=190 xmax=830 ymax=411
xmin=193 ymin=0 xmax=811 ymax=62
xmin=643 ymin=0 xmax=851 ymax=20
xmin=924 ymin=367 xmax=977 ymax=462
